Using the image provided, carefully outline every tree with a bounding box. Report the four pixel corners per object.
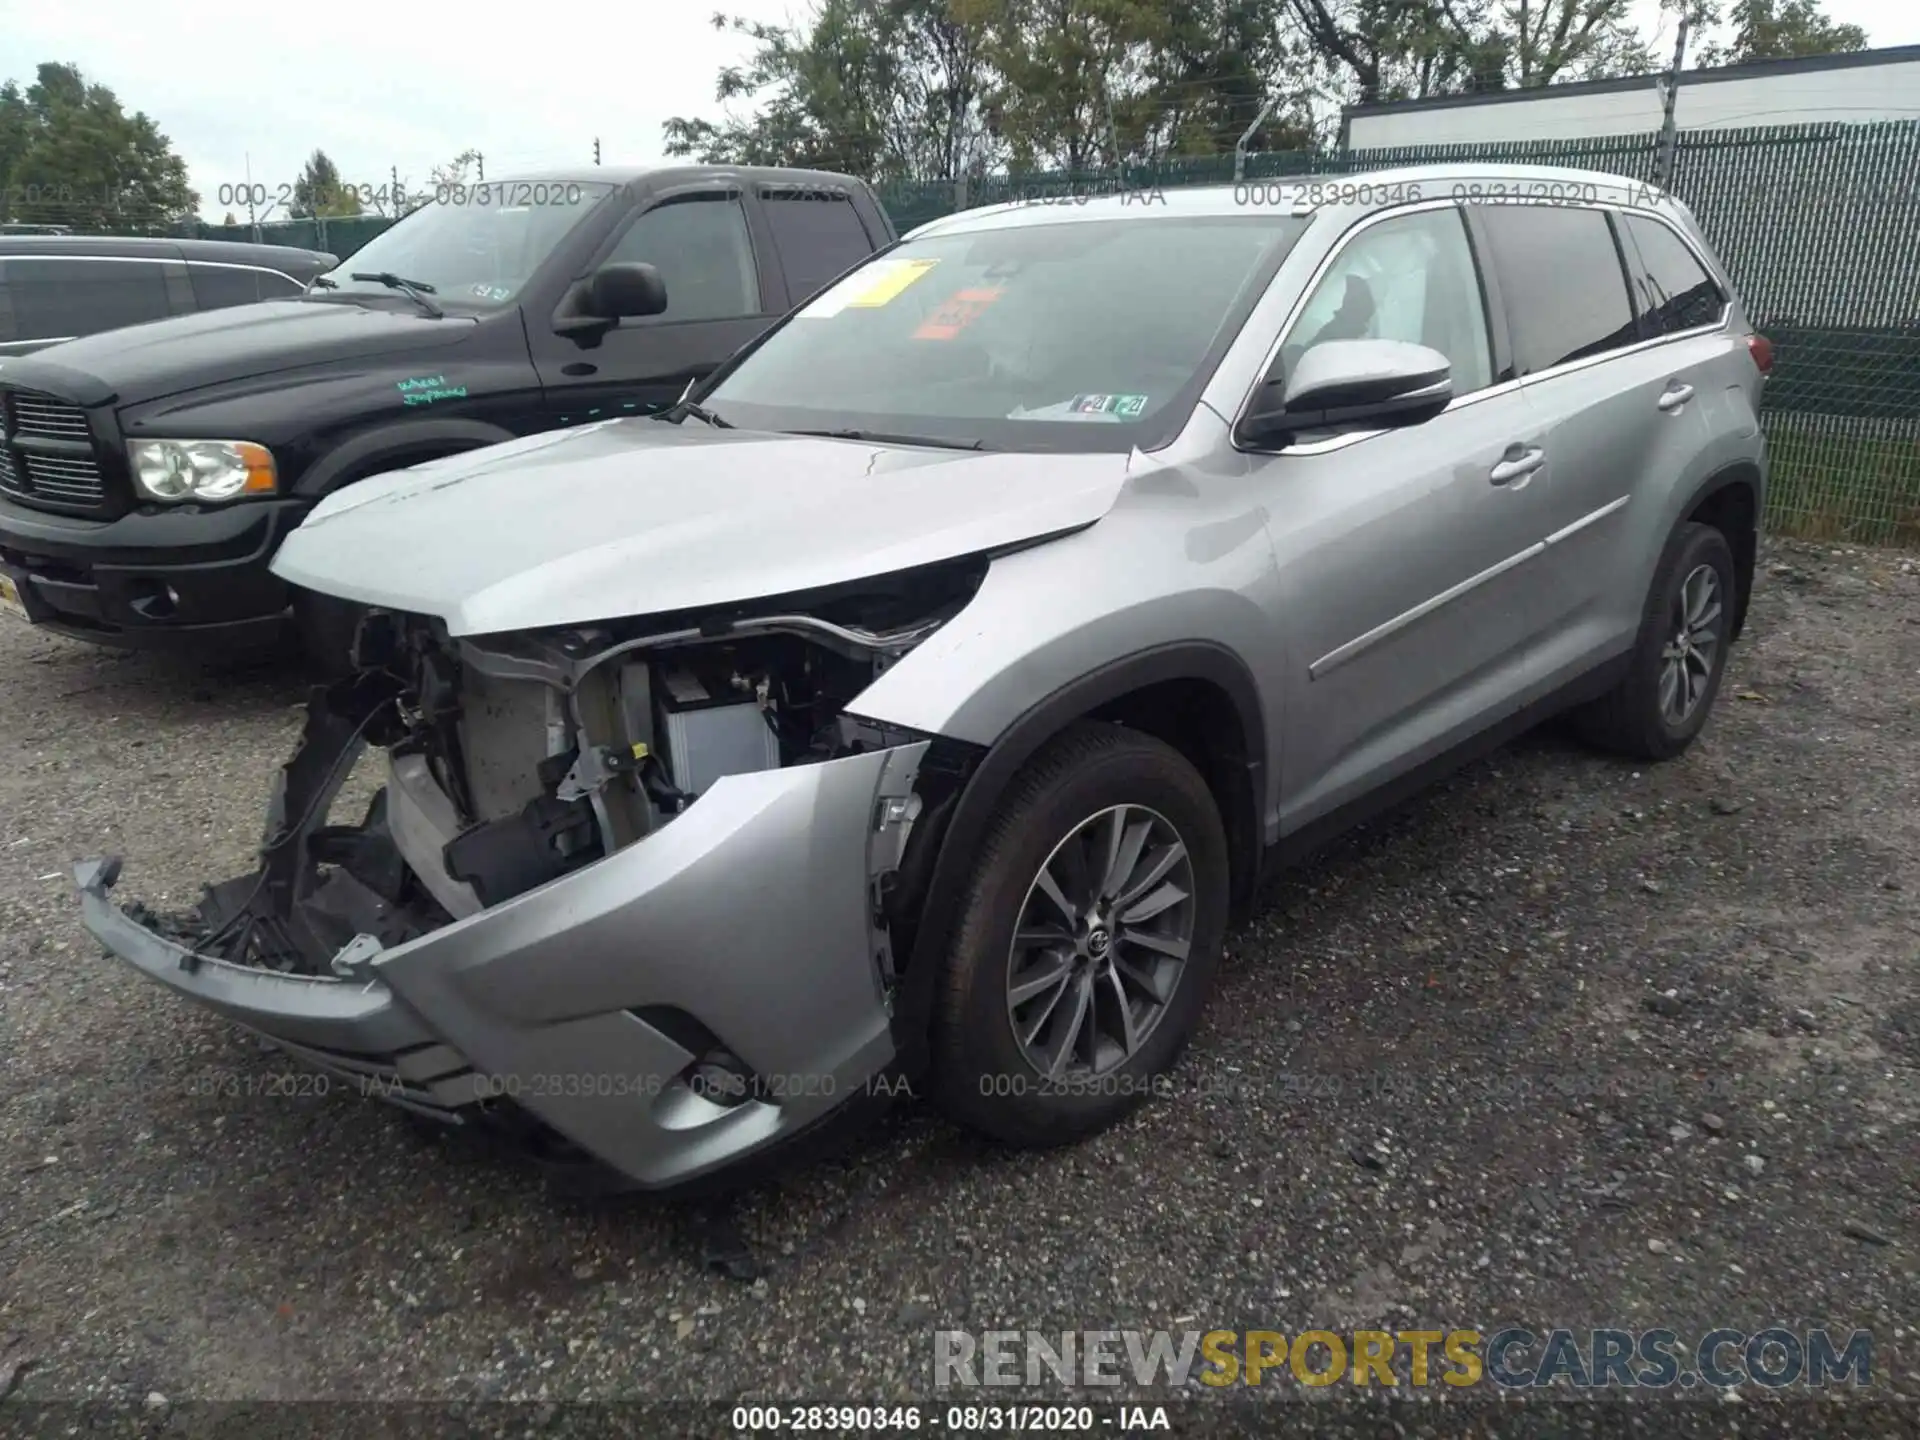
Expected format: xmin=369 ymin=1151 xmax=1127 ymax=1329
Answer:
xmin=665 ymin=2 xmax=999 ymax=181
xmin=1135 ymin=0 xmax=1317 ymax=159
xmin=429 ymin=147 xmax=482 ymax=188
xmin=1282 ymin=0 xmax=1653 ymax=106
xmin=661 ymin=0 xmax=1314 ymax=178
xmin=1693 ymin=0 xmax=1867 ymax=65
xmin=0 ymin=62 xmax=197 ymax=232
xmin=222 ymin=210 xmax=238 ymax=226
xmin=290 ymin=148 xmax=362 ymax=218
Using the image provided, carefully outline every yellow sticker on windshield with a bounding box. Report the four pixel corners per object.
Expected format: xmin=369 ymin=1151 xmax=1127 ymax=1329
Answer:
xmin=800 ymin=257 xmax=939 ymax=318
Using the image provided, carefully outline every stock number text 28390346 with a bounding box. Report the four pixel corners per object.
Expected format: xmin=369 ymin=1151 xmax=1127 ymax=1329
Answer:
xmin=213 ymin=180 xmax=589 ymax=212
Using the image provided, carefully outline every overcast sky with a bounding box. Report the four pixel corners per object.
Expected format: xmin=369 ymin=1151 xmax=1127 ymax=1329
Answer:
xmin=0 ymin=0 xmax=1913 ymax=219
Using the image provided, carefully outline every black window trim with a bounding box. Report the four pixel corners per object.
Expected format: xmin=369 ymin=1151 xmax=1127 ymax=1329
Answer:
xmin=577 ymin=183 xmax=773 ymax=329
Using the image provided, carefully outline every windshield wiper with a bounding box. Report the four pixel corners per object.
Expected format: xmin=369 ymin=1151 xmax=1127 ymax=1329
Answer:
xmin=349 ymin=271 xmax=443 ymax=318
xmin=786 ymin=428 xmax=985 ymax=451
xmin=659 ymin=399 xmax=734 ymax=429
xmin=306 ymin=275 xmax=338 ymax=291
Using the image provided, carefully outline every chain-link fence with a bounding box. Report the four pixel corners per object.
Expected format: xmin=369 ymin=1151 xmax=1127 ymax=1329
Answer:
xmin=76 ymin=118 xmax=1920 ymax=546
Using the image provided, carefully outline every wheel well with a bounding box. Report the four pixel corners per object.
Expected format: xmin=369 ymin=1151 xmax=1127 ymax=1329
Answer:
xmin=888 ymin=648 xmax=1268 ymax=1077
xmin=1685 ymin=470 xmax=1759 ymax=640
xmin=1087 ymin=679 xmax=1261 ymax=913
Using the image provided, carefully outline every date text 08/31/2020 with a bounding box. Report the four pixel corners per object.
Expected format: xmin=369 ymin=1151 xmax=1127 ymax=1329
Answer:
xmin=209 ymin=180 xmax=589 ymax=211
xmin=729 ymin=1404 xmax=1172 ymax=1432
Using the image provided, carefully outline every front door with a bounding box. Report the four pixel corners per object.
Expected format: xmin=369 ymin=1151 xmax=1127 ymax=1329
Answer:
xmin=529 ymin=189 xmax=779 ymax=427
xmin=1243 ymin=203 xmax=1553 ymax=830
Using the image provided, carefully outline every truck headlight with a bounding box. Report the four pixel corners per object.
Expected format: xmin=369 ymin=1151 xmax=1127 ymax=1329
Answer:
xmin=129 ymin=440 xmax=277 ymax=502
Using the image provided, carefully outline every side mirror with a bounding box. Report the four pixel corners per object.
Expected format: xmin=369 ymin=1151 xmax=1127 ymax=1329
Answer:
xmin=587 ymin=262 xmax=668 ymax=319
xmin=1238 ymin=339 xmax=1453 ymax=447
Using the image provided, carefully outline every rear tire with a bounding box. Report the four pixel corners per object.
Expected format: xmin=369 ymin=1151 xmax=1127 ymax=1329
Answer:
xmin=1570 ymin=521 xmax=1736 ymax=761
xmin=931 ymin=721 xmax=1229 ymax=1148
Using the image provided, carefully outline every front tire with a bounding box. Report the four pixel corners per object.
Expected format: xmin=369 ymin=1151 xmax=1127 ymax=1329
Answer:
xmin=1570 ymin=521 xmax=1737 ymax=761
xmin=931 ymin=721 xmax=1229 ymax=1147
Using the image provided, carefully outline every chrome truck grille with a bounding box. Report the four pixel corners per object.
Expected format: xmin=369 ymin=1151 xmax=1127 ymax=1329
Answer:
xmin=0 ymin=388 xmax=106 ymax=512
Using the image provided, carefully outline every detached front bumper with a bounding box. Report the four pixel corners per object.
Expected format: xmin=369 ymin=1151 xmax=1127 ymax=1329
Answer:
xmin=78 ymin=739 xmax=929 ymax=1191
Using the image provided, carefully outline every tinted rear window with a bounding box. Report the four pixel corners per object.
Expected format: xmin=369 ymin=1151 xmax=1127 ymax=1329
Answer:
xmin=1476 ymin=205 xmax=1638 ymax=375
xmin=189 ymin=264 xmax=303 ymax=310
xmin=1621 ymin=214 xmax=1726 ymax=336
xmin=761 ymin=191 xmax=876 ymax=303
xmin=1 ymin=257 xmax=175 ymax=341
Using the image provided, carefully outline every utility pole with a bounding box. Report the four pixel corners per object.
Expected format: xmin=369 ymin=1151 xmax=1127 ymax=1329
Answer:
xmin=1103 ymin=78 xmax=1121 ymax=183
xmin=1235 ymin=96 xmax=1281 ymax=183
xmin=1654 ymin=8 xmax=1691 ymax=193
xmin=593 ymin=137 xmax=601 ymax=165
xmin=390 ymin=165 xmax=400 ymax=214
xmin=476 ymin=153 xmax=485 ymax=182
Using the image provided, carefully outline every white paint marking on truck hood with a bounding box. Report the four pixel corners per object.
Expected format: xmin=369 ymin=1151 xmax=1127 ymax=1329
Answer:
xmin=273 ymin=418 xmax=1132 ymax=635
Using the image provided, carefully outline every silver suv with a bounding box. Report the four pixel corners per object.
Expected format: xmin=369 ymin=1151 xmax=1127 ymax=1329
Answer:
xmin=78 ymin=164 xmax=1769 ymax=1193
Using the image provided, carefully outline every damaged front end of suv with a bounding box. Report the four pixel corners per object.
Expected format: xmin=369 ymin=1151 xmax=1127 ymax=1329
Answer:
xmin=78 ymin=556 xmax=992 ymax=1192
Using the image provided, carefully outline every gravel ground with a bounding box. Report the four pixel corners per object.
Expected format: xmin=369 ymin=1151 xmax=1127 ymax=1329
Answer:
xmin=0 ymin=537 xmax=1915 ymax=1432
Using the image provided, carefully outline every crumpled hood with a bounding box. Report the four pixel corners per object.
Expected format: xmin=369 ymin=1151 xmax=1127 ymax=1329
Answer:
xmin=273 ymin=419 xmax=1134 ymax=635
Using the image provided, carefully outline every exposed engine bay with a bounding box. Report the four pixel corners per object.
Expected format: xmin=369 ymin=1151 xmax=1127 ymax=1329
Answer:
xmin=168 ymin=558 xmax=987 ymax=979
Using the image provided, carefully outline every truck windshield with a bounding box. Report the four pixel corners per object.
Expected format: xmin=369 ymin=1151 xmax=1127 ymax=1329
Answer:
xmin=700 ymin=213 xmax=1311 ymax=452
xmin=313 ymin=181 xmax=617 ymax=308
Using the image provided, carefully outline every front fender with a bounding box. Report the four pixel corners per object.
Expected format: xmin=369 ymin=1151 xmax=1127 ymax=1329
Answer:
xmin=294 ymin=416 xmax=519 ymax=498
xmin=848 ymin=486 xmax=1286 ymax=1076
xmin=850 ymin=494 xmax=1286 ymax=764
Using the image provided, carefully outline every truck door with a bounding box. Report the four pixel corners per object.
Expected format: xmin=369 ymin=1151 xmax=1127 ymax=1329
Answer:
xmin=529 ymin=184 xmax=782 ymax=426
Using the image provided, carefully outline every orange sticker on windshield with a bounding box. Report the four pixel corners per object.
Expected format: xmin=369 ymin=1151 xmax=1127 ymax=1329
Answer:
xmin=913 ymin=287 xmax=1003 ymax=340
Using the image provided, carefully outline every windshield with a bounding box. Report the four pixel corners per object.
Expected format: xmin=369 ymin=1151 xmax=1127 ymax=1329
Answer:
xmin=315 ymin=181 xmax=617 ymax=308
xmin=700 ymin=213 xmax=1310 ymax=451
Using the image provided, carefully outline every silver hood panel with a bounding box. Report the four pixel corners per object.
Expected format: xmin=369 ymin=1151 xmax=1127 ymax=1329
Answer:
xmin=272 ymin=420 xmax=1133 ymax=634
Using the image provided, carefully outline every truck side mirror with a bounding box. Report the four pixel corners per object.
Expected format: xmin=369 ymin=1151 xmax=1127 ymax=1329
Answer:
xmin=555 ymin=263 xmax=669 ymax=341
xmin=589 ymin=262 xmax=667 ymax=319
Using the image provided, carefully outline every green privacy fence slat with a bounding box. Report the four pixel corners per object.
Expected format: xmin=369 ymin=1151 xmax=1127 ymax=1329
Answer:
xmin=154 ymin=119 xmax=1920 ymax=545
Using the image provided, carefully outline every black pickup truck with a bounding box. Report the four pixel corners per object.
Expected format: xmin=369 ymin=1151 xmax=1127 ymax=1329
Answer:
xmin=0 ymin=166 xmax=895 ymax=661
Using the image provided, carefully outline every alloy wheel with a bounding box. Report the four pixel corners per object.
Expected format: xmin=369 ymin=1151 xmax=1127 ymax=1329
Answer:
xmin=1658 ymin=562 xmax=1723 ymax=726
xmin=1005 ymin=804 xmax=1197 ymax=1079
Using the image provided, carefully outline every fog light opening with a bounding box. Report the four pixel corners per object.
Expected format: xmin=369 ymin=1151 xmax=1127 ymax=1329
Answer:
xmin=127 ymin=578 xmax=182 ymax=620
xmin=685 ymin=1049 xmax=758 ymax=1109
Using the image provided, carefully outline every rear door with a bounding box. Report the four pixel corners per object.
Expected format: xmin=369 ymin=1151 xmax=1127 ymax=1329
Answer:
xmin=1471 ymin=202 xmax=1723 ymax=677
xmin=530 ymin=185 xmax=780 ymax=424
xmin=1245 ymin=203 xmax=1553 ymax=830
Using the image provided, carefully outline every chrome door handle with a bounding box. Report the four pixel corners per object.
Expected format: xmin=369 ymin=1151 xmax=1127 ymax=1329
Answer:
xmin=1490 ymin=447 xmax=1545 ymax=486
xmin=1658 ymin=383 xmax=1695 ymax=411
